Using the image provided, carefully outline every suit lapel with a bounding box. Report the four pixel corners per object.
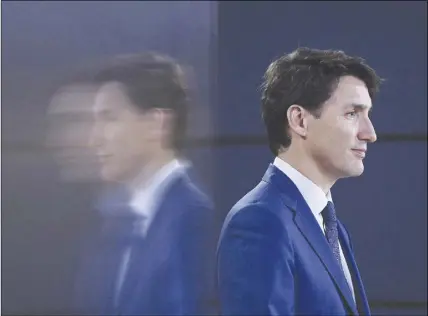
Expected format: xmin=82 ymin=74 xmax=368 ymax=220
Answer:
xmin=262 ymin=164 xmax=358 ymax=315
xmin=117 ymin=173 xmax=186 ymax=311
xmin=338 ymin=222 xmax=371 ymax=316
xmin=294 ymin=212 xmax=358 ymax=314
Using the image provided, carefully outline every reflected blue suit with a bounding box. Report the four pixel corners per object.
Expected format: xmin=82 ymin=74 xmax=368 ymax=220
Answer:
xmin=74 ymin=170 xmax=217 ymax=315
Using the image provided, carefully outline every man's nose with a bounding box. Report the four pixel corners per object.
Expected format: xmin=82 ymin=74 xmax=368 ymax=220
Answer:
xmin=358 ymin=118 xmax=377 ymax=143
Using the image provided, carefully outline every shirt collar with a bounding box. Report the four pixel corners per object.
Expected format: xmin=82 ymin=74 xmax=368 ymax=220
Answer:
xmin=273 ymin=157 xmax=332 ymax=216
xmin=129 ymin=159 xmax=189 ymax=219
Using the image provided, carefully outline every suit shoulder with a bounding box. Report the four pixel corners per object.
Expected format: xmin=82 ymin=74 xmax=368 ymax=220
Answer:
xmin=183 ymin=176 xmax=213 ymax=207
xmin=226 ymin=180 xmax=289 ymax=224
xmin=229 ymin=201 xmax=281 ymax=225
xmin=168 ymin=173 xmax=214 ymax=217
xmin=220 ymin=202 xmax=284 ymax=248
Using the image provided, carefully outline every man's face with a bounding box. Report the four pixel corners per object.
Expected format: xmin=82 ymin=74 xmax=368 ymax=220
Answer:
xmin=304 ymin=75 xmax=377 ymax=180
xmin=46 ymin=84 xmax=99 ymax=182
xmin=91 ymin=82 xmax=156 ymax=183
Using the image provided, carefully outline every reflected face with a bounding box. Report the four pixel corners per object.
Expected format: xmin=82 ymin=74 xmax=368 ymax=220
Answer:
xmin=91 ymin=82 xmax=156 ymax=183
xmin=46 ymin=84 xmax=99 ymax=182
xmin=305 ymin=76 xmax=377 ymax=179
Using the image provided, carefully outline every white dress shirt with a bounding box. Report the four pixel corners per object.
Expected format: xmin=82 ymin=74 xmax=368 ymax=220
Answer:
xmin=129 ymin=159 xmax=190 ymax=235
xmin=113 ymin=158 xmax=189 ymax=307
xmin=273 ymin=157 xmax=355 ymax=301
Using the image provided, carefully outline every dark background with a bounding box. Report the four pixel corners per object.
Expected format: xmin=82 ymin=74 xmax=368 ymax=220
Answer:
xmin=2 ymin=1 xmax=426 ymax=315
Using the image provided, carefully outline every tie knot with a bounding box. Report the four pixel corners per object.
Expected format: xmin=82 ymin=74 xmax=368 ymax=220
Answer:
xmin=322 ymin=201 xmax=337 ymax=223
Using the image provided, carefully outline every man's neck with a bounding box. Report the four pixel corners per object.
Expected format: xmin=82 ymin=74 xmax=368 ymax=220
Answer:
xmin=277 ymin=148 xmax=335 ymax=194
xmin=128 ymin=150 xmax=177 ymax=192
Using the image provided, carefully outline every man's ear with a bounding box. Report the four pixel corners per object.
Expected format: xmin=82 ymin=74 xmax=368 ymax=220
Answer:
xmin=146 ymin=108 xmax=174 ymax=141
xmin=286 ymin=104 xmax=309 ymax=138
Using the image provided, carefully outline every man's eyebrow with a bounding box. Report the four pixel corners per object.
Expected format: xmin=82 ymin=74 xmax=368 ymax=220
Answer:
xmin=349 ymin=103 xmax=373 ymax=111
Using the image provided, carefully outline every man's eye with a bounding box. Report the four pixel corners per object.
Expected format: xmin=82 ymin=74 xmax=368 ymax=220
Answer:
xmin=346 ymin=111 xmax=358 ymax=119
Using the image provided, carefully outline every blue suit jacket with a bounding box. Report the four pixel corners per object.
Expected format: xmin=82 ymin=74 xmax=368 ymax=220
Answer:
xmin=217 ymin=164 xmax=370 ymax=315
xmin=74 ymin=170 xmax=217 ymax=315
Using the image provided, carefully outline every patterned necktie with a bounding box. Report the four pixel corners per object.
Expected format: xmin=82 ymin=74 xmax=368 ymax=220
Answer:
xmin=322 ymin=201 xmax=343 ymax=270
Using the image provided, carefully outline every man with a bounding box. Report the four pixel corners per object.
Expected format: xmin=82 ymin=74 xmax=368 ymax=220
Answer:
xmin=74 ymin=53 xmax=216 ymax=315
xmin=217 ymin=47 xmax=381 ymax=315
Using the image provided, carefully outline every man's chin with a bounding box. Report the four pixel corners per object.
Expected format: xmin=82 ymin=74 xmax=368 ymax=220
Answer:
xmin=337 ymin=163 xmax=365 ymax=179
xmin=347 ymin=164 xmax=365 ymax=177
xmin=100 ymin=166 xmax=129 ymax=183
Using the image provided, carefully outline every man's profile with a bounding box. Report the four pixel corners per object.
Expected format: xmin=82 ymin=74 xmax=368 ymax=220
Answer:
xmin=217 ymin=47 xmax=382 ymax=316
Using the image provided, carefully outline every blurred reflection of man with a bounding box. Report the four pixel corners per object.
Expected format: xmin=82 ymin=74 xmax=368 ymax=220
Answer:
xmin=73 ymin=53 xmax=217 ymax=315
